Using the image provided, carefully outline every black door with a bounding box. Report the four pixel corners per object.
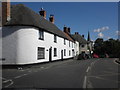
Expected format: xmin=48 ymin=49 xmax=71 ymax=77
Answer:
xmin=61 ymin=50 xmax=63 ymax=60
xmin=72 ymin=49 xmax=75 ymax=57
xmin=49 ymin=47 xmax=52 ymax=62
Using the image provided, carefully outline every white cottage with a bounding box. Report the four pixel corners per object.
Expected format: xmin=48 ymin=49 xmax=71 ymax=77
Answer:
xmin=1 ymin=3 xmax=76 ymax=65
xmin=71 ymin=31 xmax=93 ymax=59
xmin=72 ymin=32 xmax=88 ymax=54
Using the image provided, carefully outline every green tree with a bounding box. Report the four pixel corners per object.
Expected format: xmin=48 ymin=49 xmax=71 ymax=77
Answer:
xmin=94 ymin=38 xmax=120 ymax=58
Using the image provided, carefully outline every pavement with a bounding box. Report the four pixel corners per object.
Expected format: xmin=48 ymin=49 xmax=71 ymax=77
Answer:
xmin=1 ymin=58 xmax=120 ymax=89
xmin=2 ymin=59 xmax=75 ymax=69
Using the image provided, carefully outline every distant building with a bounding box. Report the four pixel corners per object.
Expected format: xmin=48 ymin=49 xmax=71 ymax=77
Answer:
xmin=87 ymin=31 xmax=93 ymax=55
xmin=71 ymin=32 xmax=88 ymax=55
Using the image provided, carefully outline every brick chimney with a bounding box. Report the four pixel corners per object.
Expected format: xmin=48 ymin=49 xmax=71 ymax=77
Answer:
xmin=68 ymin=27 xmax=71 ymax=33
xmin=82 ymin=35 xmax=84 ymax=38
xmin=49 ymin=14 xmax=54 ymax=24
xmin=2 ymin=0 xmax=11 ymax=26
xmin=75 ymin=32 xmax=79 ymax=35
xmin=39 ymin=8 xmax=46 ymax=19
xmin=63 ymin=25 xmax=68 ymax=34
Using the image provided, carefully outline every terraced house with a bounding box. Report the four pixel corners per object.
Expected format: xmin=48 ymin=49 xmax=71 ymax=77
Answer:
xmin=72 ymin=31 xmax=93 ymax=56
xmin=1 ymin=2 xmax=77 ymax=65
xmin=1 ymin=2 xmax=92 ymax=65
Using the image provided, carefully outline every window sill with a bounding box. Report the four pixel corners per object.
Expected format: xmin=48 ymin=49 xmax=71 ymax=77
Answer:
xmin=0 ymin=58 xmax=5 ymax=61
xmin=38 ymin=58 xmax=45 ymax=60
xmin=39 ymin=38 xmax=44 ymax=40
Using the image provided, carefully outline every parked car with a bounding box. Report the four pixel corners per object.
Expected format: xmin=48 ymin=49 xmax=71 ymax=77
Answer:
xmin=93 ymin=53 xmax=99 ymax=58
xmin=77 ymin=53 xmax=90 ymax=60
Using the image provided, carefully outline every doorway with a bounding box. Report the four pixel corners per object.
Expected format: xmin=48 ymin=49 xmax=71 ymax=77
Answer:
xmin=49 ymin=47 xmax=52 ymax=62
xmin=61 ymin=50 xmax=63 ymax=60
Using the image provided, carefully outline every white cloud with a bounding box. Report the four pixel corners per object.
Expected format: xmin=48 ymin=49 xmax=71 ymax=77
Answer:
xmin=116 ymin=30 xmax=120 ymax=36
xmin=98 ymin=32 xmax=104 ymax=38
xmin=107 ymin=37 xmax=111 ymax=39
xmin=94 ymin=28 xmax=100 ymax=32
xmin=93 ymin=26 xmax=109 ymax=33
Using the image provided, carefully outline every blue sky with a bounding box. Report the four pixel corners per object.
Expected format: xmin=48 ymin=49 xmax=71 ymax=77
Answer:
xmin=11 ymin=2 xmax=118 ymax=41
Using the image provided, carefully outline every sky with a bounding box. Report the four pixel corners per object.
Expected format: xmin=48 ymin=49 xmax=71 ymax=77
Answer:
xmin=11 ymin=2 xmax=119 ymax=41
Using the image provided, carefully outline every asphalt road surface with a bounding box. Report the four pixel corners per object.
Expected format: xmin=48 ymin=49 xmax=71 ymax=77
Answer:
xmin=1 ymin=58 xmax=120 ymax=89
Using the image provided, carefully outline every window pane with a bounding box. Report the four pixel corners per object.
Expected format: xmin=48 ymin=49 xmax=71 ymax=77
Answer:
xmin=54 ymin=48 xmax=57 ymax=57
xmin=38 ymin=47 xmax=45 ymax=59
xmin=81 ymin=44 xmax=85 ymax=48
xmin=69 ymin=50 xmax=71 ymax=56
xmin=54 ymin=35 xmax=57 ymax=43
xmin=39 ymin=30 xmax=44 ymax=40
xmin=64 ymin=49 xmax=66 ymax=56
xmin=69 ymin=41 xmax=70 ymax=47
xmin=64 ymin=39 xmax=66 ymax=45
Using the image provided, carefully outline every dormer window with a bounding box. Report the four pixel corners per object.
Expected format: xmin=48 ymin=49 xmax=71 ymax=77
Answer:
xmin=39 ymin=29 xmax=44 ymax=40
xmin=54 ymin=35 xmax=57 ymax=43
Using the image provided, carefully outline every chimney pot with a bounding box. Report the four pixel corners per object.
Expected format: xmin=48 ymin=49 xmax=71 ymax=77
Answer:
xmin=41 ymin=7 xmax=43 ymax=10
xmin=75 ymin=32 xmax=79 ymax=35
xmin=49 ymin=14 xmax=54 ymax=24
xmin=39 ymin=8 xmax=46 ymax=19
xmin=63 ymin=26 xmax=68 ymax=33
xmin=82 ymin=35 xmax=84 ymax=38
xmin=68 ymin=27 xmax=71 ymax=33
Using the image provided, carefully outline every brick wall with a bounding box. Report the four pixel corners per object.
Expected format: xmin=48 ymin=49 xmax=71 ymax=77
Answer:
xmin=2 ymin=0 xmax=10 ymax=26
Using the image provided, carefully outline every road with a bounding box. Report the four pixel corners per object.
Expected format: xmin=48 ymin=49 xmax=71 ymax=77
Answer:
xmin=1 ymin=58 xmax=120 ymax=89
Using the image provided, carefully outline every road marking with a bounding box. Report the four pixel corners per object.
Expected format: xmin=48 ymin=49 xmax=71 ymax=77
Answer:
xmin=14 ymin=76 xmax=22 ymax=79
xmin=28 ymin=70 xmax=32 ymax=72
xmin=4 ymin=79 xmax=14 ymax=88
xmin=86 ymin=66 xmax=90 ymax=73
xmin=0 ymin=77 xmax=6 ymax=80
xmin=91 ymin=60 xmax=97 ymax=67
xmin=114 ymin=59 xmax=120 ymax=65
xmin=14 ymin=74 xmax=28 ymax=79
xmin=91 ymin=62 xmax=94 ymax=66
xmin=83 ymin=75 xmax=87 ymax=88
xmin=2 ymin=77 xmax=14 ymax=88
xmin=41 ymin=67 xmax=44 ymax=68
xmin=87 ymin=80 xmax=93 ymax=88
xmin=3 ymin=79 xmax=11 ymax=83
xmin=14 ymin=66 xmax=52 ymax=80
xmin=93 ymin=76 xmax=120 ymax=83
xmin=88 ymin=73 xmax=120 ymax=77
xmin=83 ymin=60 xmax=98 ymax=88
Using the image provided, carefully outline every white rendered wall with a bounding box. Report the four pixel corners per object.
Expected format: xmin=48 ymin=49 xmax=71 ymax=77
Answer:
xmin=87 ymin=42 xmax=93 ymax=54
xmin=0 ymin=27 xmax=2 ymax=65
xmin=2 ymin=26 xmax=75 ymax=65
xmin=75 ymin=41 xmax=79 ymax=55
xmin=79 ymin=44 xmax=88 ymax=54
xmin=42 ymin=31 xmax=75 ymax=61
xmin=2 ymin=26 xmax=19 ymax=64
